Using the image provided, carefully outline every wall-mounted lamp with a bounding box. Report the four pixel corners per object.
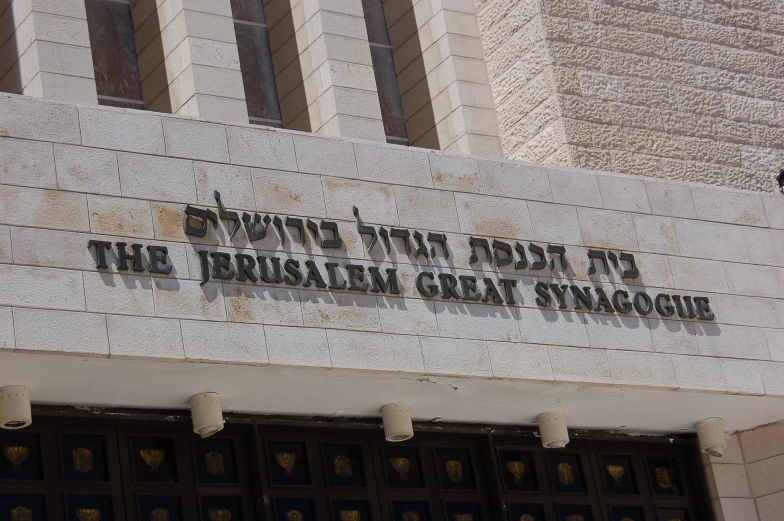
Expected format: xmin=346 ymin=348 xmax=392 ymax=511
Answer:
xmin=0 ymin=386 xmax=32 ymax=430
xmin=381 ymin=403 xmax=413 ymax=442
xmin=537 ymin=411 xmax=569 ymax=449
xmin=696 ymin=417 xmax=726 ymax=458
xmin=190 ymin=392 xmax=224 ymax=438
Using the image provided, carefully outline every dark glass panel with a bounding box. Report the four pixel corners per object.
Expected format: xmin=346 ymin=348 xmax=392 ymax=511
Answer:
xmin=200 ymin=497 xmax=243 ymax=521
xmin=507 ymin=503 xmax=544 ymax=521
xmin=0 ymin=496 xmax=45 ymax=521
xmin=435 ymin=448 xmax=476 ymax=491
xmin=443 ymin=502 xmax=481 ymax=521
xmin=610 ymin=506 xmax=644 ymax=521
xmin=646 ymin=457 xmax=682 ymax=496
xmin=84 ymin=0 xmax=144 ymax=107
xmin=323 ymin=444 xmax=365 ymax=487
xmin=369 ymin=46 xmax=408 ymax=143
xmin=66 ymin=496 xmax=114 ymax=521
xmin=233 ymin=22 xmax=283 ymax=125
xmin=331 ymin=500 xmax=372 ymax=521
xmin=498 ymin=450 xmax=538 ymax=492
xmin=0 ymin=433 xmax=43 ymax=480
xmin=274 ymin=499 xmax=315 ymax=521
xmin=361 ymin=0 xmax=390 ymax=46
xmin=138 ymin=496 xmax=182 ymax=521
xmin=131 ymin=437 xmax=178 ymax=483
xmin=556 ymin=504 xmax=593 ymax=521
xmin=61 ymin=434 xmax=109 ymax=482
xmin=194 ymin=438 xmax=237 ymax=484
xmin=266 ymin=442 xmax=309 ymax=486
xmin=383 ymin=445 xmax=424 ymax=489
xmin=600 ymin=455 xmax=638 ymax=495
xmin=230 ymin=0 xmax=267 ymax=24
xmin=391 ymin=501 xmax=430 ymax=521
xmin=547 ymin=453 xmax=586 ymax=494
xmin=656 ymin=508 xmax=689 ymax=521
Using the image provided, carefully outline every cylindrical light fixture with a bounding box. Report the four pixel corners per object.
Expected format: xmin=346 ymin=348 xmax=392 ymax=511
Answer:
xmin=189 ymin=392 xmax=224 ymax=438
xmin=381 ymin=403 xmax=413 ymax=442
xmin=696 ymin=417 xmax=726 ymax=458
xmin=0 ymin=385 xmax=32 ymax=430
xmin=537 ymin=411 xmax=569 ymax=449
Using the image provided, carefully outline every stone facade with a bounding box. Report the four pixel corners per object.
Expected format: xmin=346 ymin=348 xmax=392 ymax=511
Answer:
xmin=478 ymin=0 xmax=784 ymax=193
xmin=703 ymin=422 xmax=784 ymax=521
xmin=0 ymin=93 xmax=782 ymax=404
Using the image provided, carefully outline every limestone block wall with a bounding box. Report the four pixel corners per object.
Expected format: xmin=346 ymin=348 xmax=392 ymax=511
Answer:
xmin=0 ymin=0 xmax=98 ymax=104
xmin=266 ymin=0 xmax=387 ymax=141
xmin=385 ymin=0 xmax=503 ymax=156
xmin=478 ymin=0 xmax=784 ymax=193
xmin=131 ymin=0 xmax=249 ymax=124
xmin=0 ymin=93 xmax=783 ymax=409
xmin=702 ymin=422 xmax=784 ymax=521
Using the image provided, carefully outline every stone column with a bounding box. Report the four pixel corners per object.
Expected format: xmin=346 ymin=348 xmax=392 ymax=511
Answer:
xmin=0 ymin=0 xmax=98 ymax=104
xmin=266 ymin=0 xmax=386 ymax=141
xmin=384 ymin=0 xmax=502 ymax=156
xmin=131 ymin=0 xmax=249 ymax=124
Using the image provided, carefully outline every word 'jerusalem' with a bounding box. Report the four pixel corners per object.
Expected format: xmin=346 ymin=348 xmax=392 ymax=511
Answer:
xmin=86 ymin=241 xmax=715 ymax=321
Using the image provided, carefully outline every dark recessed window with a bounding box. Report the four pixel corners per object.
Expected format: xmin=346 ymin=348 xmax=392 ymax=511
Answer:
xmin=230 ymin=0 xmax=283 ymax=128
xmin=84 ymin=0 xmax=144 ymax=109
xmin=361 ymin=0 xmax=408 ymax=145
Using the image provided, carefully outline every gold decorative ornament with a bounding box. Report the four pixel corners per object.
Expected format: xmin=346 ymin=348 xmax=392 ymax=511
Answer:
xmin=564 ymin=516 xmax=584 ymax=521
xmin=334 ymin=455 xmax=353 ymax=478
xmin=445 ymin=460 xmax=463 ymax=482
xmin=11 ymin=506 xmax=33 ymax=521
xmin=150 ymin=508 xmax=170 ymax=521
xmin=557 ymin=462 xmax=575 ymax=485
xmin=606 ymin=464 xmax=625 ymax=485
xmin=655 ymin=467 xmax=672 ymax=489
xmin=208 ymin=509 xmax=232 ymax=521
xmin=339 ymin=510 xmax=360 ymax=521
xmin=3 ymin=446 xmax=28 ymax=471
xmin=73 ymin=448 xmax=94 ymax=474
xmin=275 ymin=452 xmax=297 ymax=475
xmin=205 ymin=451 xmax=225 ymax=475
xmin=520 ymin=515 xmax=535 ymax=521
xmin=140 ymin=449 xmax=166 ymax=473
xmin=285 ymin=511 xmax=303 ymax=521
xmin=76 ymin=508 xmax=101 ymax=521
xmin=453 ymin=515 xmax=473 ymax=521
xmin=402 ymin=512 xmax=420 ymax=521
xmin=506 ymin=460 xmax=526 ymax=484
xmin=390 ymin=457 xmax=411 ymax=479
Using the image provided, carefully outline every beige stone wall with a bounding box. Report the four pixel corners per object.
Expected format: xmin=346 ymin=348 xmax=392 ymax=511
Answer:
xmin=478 ymin=0 xmax=784 ymax=193
xmin=703 ymin=422 xmax=784 ymax=521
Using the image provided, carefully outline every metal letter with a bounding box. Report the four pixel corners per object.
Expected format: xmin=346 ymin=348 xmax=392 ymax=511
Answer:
xmin=214 ymin=191 xmax=241 ymax=238
xmin=319 ymin=220 xmax=343 ymax=249
xmin=285 ymin=217 xmax=306 ymax=245
xmin=514 ymin=242 xmax=528 ymax=270
xmin=492 ymin=240 xmax=513 ymax=267
xmin=428 ymin=232 xmax=449 ymax=259
xmin=413 ymin=231 xmax=429 ymax=259
xmin=390 ymin=228 xmax=411 ymax=255
xmin=547 ymin=244 xmax=567 ymax=270
xmin=88 ymin=240 xmax=112 ymax=269
xmin=379 ymin=227 xmax=391 ymax=253
xmin=184 ymin=205 xmax=218 ymax=238
xmin=587 ymin=249 xmax=608 ymax=275
xmin=353 ymin=206 xmax=378 ymax=251
xmin=618 ymin=252 xmax=640 ymax=279
xmin=528 ymin=243 xmax=547 ymax=271
xmin=468 ymin=237 xmax=491 ymax=265
xmin=272 ymin=216 xmax=285 ymax=245
xmin=242 ymin=212 xmax=271 ymax=242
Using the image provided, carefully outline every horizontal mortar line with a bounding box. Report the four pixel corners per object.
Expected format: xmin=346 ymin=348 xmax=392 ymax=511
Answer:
xmin=0 ymin=131 xmax=779 ymax=228
xmin=233 ymin=19 xmax=267 ymax=28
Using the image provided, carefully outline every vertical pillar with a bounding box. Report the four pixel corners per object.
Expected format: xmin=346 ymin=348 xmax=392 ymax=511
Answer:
xmin=0 ymin=0 xmax=98 ymax=104
xmin=384 ymin=0 xmax=502 ymax=157
xmin=131 ymin=0 xmax=249 ymax=124
xmin=266 ymin=0 xmax=386 ymax=141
